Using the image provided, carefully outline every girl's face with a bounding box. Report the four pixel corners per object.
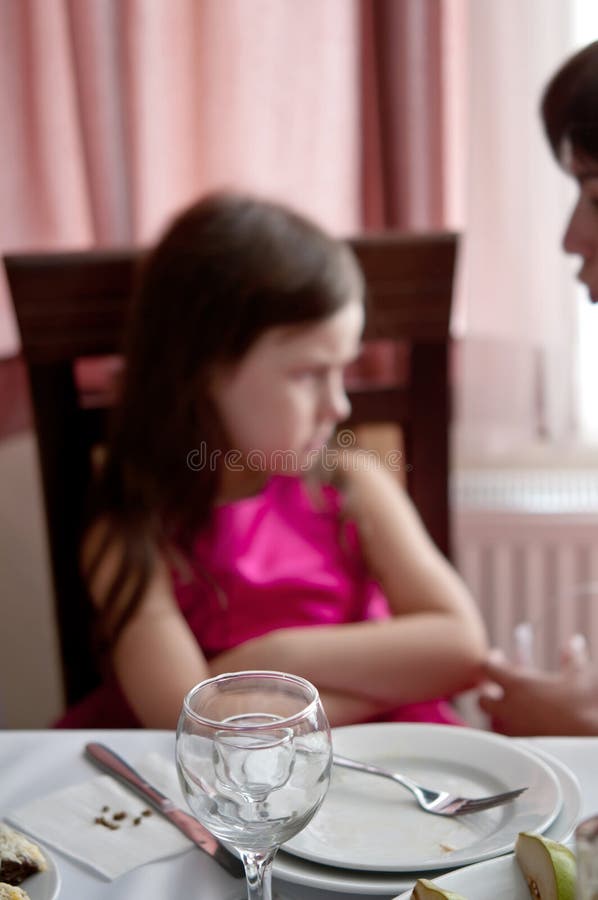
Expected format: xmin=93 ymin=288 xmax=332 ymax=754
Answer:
xmin=209 ymin=298 xmax=364 ymax=473
xmin=563 ymin=154 xmax=598 ymax=303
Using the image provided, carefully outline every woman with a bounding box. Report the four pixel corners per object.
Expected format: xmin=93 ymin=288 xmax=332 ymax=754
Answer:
xmin=480 ymin=41 xmax=598 ymax=736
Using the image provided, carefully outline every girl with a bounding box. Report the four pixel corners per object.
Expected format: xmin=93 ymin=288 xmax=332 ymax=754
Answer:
xmin=58 ymin=192 xmax=487 ymax=729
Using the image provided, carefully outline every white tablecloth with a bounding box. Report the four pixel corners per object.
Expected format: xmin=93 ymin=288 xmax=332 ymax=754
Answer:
xmin=0 ymin=730 xmax=596 ymax=900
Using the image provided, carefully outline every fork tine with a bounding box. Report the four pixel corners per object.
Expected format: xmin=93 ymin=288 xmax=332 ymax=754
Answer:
xmin=457 ymin=787 xmax=527 ymax=814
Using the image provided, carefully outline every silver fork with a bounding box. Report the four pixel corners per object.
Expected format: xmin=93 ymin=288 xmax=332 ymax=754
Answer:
xmin=333 ymin=754 xmax=527 ymax=816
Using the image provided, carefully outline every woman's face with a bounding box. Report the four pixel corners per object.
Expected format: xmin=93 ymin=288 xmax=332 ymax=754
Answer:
xmin=209 ymin=298 xmax=364 ymax=473
xmin=563 ymin=153 xmax=598 ymax=302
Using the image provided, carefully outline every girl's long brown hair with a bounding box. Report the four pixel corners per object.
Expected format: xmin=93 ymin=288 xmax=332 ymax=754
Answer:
xmin=86 ymin=192 xmax=364 ymax=650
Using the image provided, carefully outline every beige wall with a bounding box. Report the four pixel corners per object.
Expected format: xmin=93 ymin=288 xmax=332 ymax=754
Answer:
xmin=0 ymin=432 xmax=64 ymax=727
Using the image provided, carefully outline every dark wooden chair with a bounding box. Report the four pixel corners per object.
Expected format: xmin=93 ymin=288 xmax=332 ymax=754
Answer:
xmin=4 ymin=233 xmax=458 ymax=707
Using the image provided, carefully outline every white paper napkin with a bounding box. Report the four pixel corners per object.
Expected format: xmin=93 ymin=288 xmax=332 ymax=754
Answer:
xmin=7 ymin=752 xmax=194 ymax=880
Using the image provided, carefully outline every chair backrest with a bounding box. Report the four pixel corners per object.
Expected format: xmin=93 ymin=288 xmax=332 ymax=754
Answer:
xmin=4 ymin=232 xmax=458 ymax=706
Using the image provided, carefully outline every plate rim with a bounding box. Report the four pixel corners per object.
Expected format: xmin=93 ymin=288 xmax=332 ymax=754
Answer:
xmin=521 ymin=744 xmax=581 ymax=843
xmin=283 ymin=722 xmax=562 ymax=873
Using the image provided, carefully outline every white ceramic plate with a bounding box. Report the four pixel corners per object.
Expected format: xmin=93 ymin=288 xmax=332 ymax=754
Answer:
xmin=19 ymin=845 xmax=61 ymax=900
xmin=394 ymin=853 xmax=528 ymax=900
xmin=273 ymin=739 xmax=579 ymax=895
xmin=283 ymin=724 xmax=561 ymax=872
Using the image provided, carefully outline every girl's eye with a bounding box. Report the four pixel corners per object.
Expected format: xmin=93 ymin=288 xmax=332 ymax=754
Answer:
xmin=291 ymin=368 xmax=326 ymax=381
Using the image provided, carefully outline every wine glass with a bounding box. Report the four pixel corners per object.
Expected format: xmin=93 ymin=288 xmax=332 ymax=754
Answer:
xmin=175 ymin=670 xmax=332 ymax=900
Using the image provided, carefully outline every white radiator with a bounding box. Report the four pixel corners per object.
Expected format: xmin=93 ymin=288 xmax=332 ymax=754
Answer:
xmin=453 ymin=469 xmax=598 ymax=669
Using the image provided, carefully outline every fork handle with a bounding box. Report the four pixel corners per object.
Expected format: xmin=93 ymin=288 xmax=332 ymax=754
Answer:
xmin=332 ymin=753 xmax=421 ymax=800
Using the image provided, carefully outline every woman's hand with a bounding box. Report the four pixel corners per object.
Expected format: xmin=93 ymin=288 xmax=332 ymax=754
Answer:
xmin=479 ymin=647 xmax=598 ymax=736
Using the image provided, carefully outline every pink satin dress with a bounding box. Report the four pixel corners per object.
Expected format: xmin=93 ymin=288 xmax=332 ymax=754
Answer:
xmin=56 ymin=475 xmax=463 ymax=727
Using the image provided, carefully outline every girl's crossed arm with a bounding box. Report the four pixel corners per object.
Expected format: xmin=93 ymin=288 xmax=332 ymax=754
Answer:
xmin=86 ymin=461 xmax=487 ymax=728
xmin=110 ymin=571 xmax=387 ymax=728
xmin=86 ymin=528 xmax=385 ymax=728
xmin=210 ymin=462 xmax=488 ymax=708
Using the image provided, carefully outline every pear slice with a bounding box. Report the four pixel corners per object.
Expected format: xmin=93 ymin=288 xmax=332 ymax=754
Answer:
xmin=515 ymin=832 xmax=576 ymax=900
xmin=410 ymin=878 xmax=467 ymax=900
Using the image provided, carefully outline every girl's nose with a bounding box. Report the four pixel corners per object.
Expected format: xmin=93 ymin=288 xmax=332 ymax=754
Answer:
xmin=333 ymin=389 xmax=351 ymax=423
xmin=323 ymin=373 xmax=351 ymax=423
xmin=563 ymin=199 xmax=594 ymax=257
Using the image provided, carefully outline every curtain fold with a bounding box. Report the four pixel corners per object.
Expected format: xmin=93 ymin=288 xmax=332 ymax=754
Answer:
xmin=0 ymin=0 xmax=95 ymax=354
xmin=66 ymin=0 xmax=133 ymax=243
xmin=360 ymin=0 xmax=446 ymax=230
xmin=358 ymin=0 xmax=452 ymax=386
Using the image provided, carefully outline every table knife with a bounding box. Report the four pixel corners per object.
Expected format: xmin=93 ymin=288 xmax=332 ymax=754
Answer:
xmin=85 ymin=741 xmax=244 ymax=878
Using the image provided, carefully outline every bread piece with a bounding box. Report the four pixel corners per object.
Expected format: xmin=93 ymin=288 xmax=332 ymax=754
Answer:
xmin=0 ymin=885 xmax=30 ymax=900
xmin=0 ymin=825 xmax=46 ymax=886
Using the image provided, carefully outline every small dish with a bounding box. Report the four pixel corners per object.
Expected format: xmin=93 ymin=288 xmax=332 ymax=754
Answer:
xmin=18 ymin=844 xmax=60 ymax=900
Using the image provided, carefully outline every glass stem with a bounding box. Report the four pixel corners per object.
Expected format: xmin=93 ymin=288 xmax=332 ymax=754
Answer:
xmin=241 ymin=849 xmax=277 ymax=900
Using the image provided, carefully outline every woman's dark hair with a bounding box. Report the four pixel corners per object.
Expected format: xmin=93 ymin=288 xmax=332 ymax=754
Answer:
xmin=542 ymin=40 xmax=598 ymax=163
xmin=87 ymin=191 xmax=364 ymax=647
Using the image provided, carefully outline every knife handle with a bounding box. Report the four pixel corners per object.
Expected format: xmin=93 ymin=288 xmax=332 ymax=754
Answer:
xmin=85 ymin=741 xmax=245 ymax=880
xmin=85 ymin=741 xmax=173 ymax=812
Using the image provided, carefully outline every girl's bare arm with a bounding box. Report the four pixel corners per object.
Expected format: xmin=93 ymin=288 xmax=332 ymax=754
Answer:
xmin=83 ymin=527 xmax=211 ymax=729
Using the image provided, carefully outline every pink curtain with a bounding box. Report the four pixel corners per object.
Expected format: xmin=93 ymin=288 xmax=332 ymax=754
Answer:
xmin=360 ymin=0 xmax=448 ymax=230
xmin=357 ymin=0 xmax=456 ymax=383
xmin=0 ymin=0 xmax=361 ymax=357
xmin=0 ymin=0 xmax=580 ymax=449
xmin=1 ymin=0 xmax=93 ymax=354
xmin=359 ymin=0 xmax=579 ymax=450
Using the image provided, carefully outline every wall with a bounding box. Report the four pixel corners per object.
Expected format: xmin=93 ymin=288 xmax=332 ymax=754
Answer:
xmin=0 ymin=431 xmax=64 ymax=727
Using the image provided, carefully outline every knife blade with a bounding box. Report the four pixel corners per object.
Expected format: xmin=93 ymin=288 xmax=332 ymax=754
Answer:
xmin=85 ymin=741 xmax=244 ymax=878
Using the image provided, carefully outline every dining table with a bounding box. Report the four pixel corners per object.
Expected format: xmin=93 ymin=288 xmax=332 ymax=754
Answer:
xmin=1 ymin=729 xmax=597 ymax=900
